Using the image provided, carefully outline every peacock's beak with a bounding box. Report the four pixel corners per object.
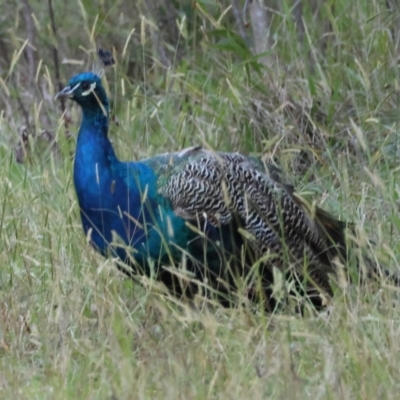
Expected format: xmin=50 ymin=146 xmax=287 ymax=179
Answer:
xmin=55 ymin=86 xmax=73 ymax=100
xmin=55 ymin=85 xmax=76 ymax=100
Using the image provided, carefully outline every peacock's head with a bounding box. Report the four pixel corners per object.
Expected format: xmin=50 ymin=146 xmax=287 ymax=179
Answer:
xmin=55 ymin=72 xmax=109 ymax=112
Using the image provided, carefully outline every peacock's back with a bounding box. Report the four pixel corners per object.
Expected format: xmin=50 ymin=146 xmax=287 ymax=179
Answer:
xmin=142 ymin=146 xmax=345 ymax=302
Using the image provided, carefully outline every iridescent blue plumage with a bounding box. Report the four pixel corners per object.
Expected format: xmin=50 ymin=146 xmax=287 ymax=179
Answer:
xmin=56 ymin=73 xmax=191 ymax=274
xmin=56 ymin=70 xmax=363 ymax=309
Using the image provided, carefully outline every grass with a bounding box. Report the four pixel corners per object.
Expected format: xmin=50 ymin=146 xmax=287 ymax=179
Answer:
xmin=1 ymin=0 xmax=400 ymax=398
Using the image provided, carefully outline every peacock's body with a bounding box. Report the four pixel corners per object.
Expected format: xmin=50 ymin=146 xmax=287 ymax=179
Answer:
xmin=56 ymin=71 xmax=350 ymax=309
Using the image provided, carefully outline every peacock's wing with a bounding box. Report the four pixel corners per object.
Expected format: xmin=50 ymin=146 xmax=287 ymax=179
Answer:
xmin=263 ymin=159 xmax=349 ymax=265
xmin=143 ymin=147 xmax=342 ymax=294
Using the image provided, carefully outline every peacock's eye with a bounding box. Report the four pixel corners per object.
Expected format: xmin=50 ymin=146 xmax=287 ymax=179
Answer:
xmin=81 ymin=82 xmax=90 ymax=91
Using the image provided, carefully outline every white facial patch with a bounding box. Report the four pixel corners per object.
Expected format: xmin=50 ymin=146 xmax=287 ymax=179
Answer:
xmin=81 ymin=82 xmax=97 ymax=96
xmin=70 ymin=82 xmax=81 ymax=92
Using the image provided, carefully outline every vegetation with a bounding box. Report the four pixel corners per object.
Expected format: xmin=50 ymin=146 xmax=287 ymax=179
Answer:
xmin=1 ymin=0 xmax=400 ymax=398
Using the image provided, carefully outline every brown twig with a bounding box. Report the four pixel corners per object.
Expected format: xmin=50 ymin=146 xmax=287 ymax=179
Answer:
xmin=0 ymin=37 xmax=30 ymax=129
xmin=47 ymin=0 xmax=65 ymax=114
xmin=231 ymin=0 xmax=248 ymax=41
xmin=20 ymin=0 xmax=36 ymax=88
xmin=248 ymin=0 xmax=271 ymax=66
xmin=142 ymin=0 xmax=176 ymax=68
xmin=292 ymin=0 xmax=305 ymax=44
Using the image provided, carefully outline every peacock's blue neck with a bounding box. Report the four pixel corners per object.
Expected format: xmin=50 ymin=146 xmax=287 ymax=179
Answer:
xmin=72 ymin=101 xmax=186 ymax=267
xmin=79 ymin=106 xmax=115 ymax=156
xmin=73 ymin=105 xmax=118 ymax=203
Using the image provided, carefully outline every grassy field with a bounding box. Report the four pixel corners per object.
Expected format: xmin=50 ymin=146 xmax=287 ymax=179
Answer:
xmin=1 ymin=0 xmax=400 ymax=398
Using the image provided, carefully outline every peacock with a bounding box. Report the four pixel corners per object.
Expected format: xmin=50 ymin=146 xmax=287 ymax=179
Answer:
xmin=55 ymin=61 xmax=381 ymax=311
